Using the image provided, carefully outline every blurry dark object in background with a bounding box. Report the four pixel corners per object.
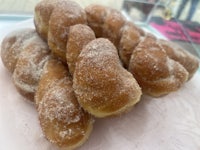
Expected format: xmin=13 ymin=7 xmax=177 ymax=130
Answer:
xmin=142 ymin=0 xmax=158 ymax=17
xmin=122 ymin=0 xmax=159 ymax=22
xmin=175 ymin=0 xmax=199 ymax=21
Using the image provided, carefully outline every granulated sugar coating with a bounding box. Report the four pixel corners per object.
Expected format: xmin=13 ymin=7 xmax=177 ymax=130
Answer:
xmin=73 ymin=38 xmax=142 ymax=118
xmin=118 ymin=21 xmax=142 ymax=68
xmin=66 ymin=24 xmax=96 ymax=76
xmin=36 ymin=58 xmax=94 ymax=149
xmin=128 ymin=35 xmax=189 ymax=96
xmin=12 ymin=33 xmax=50 ymax=101
xmin=1 ymin=0 xmax=199 ymax=149
xmin=1 ymin=29 xmax=36 ymax=73
xmin=158 ymin=39 xmax=199 ymax=79
xmin=47 ymin=0 xmax=87 ymax=62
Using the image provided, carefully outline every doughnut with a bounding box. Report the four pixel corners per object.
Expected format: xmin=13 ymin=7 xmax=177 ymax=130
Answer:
xmin=159 ymin=39 xmax=199 ymax=79
xmin=85 ymin=5 xmax=107 ymax=38
xmin=34 ymin=0 xmax=87 ymax=62
xmin=1 ymin=28 xmax=94 ymax=148
xmin=1 ymin=28 xmax=36 ymax=73
xmin=35 ymin=58 xmax=94 ymax=149
xmin=128 ymin=35 xmax=189 ymax=96
xmin=73 ymin=38 xmax=142 ymax=118
xmin=85 ymin=4 xmax=126 ymax=46
xmin=12 ymin=33 xmax=50 ymax=101
xmin=1 ymin=0 xmax=200 ymax=149
xmin=119 ymin=21 xmax=142 ymax=68
xmin=66 ymin=24 xmax=96 ymax=76
xmin=34 ymin=0 xmax=58 ymax=40
xmin=102 ymin=8 xmax=126 ymax=46
xmin=33 ymin=1 xmax=199 ymax=98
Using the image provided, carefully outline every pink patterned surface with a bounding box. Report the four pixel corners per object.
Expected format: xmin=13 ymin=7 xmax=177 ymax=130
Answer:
xmin=150 ymin=20 xmax=200 ymax=44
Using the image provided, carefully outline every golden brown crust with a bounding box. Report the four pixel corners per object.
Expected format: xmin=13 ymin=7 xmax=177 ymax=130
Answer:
xmin=35 ymin=58 xmax=93 ymax=149
xmin=128 ymin=35 xmax=189 ymax=96
xmin=73 ymin=38 xmax=142 ymax=117
xmin=85 ymin=5 xmax=126 ymax=47
xmin=119 ymin=22 xmax=142 ymax=68
xmin=12 ymin=34 xmax=50 ymax=101
xmin=34 ymin=0 xmax=58 ymax=40
xmin=35 ymin=0 xmax=87 ymax=62
xmin=1 ymin=1 xmax=199 ymax=150
xmin=85 ymin=5 xmax=107 ymax=38
xmin=159 ymin=39 xmax=199 ymax=80
xmin=103 ymin=9 xmax=126 ymax=46
xmin=66 ymin=24 xmax=96 ymax=76
xmin=34 ymin=0 xmax=87 ymax=63
xmin=136 ymin=26 xmax=145 ymax=36
xmin=1 ymin=29 xmax=36 ymax=73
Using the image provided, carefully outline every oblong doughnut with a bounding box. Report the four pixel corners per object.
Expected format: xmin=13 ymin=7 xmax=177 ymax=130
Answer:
xmin=119 ymin=22 xmax=142 ymax=68
xmin=66 ymin=24 xmax=96 ymax=76
xmin=128 ymin=35 xmax=189 ymax=96
xmin=85 ymin=5 xmax=126 ymax=47
xmin=34 ymin=0 xmax=58 ymax=40
xmin=102 ymin=8 xmax=126 ymax=46
xmin=12 ymin=33 xmax=50 ymax=101
xmin=73 ymin=38 xmax=142 ymax=118
xmin=1 ymin=29 xmax=36 ymax=73
xmin=85 ymin=4 xmax=107 ymax=38
xmin=35 ymin=58 xmax=94 ymax=149
xmin=159 ymin=39 xmax=199 ymax=80
xmin=48 ymin=0 xmax=87 ymax=62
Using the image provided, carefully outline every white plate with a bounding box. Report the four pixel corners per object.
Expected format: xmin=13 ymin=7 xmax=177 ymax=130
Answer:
xmin=0 ymin=19 xmax=200 ymax=150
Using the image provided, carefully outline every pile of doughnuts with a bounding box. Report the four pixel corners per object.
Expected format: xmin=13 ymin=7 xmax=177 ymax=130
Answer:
xmin=1 ymin=0 xmax=199 ymax=149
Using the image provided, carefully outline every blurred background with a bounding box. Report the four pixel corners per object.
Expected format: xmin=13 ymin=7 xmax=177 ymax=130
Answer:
xmin=0 ymin=0 xmax=199 ymax=57
xmin=0 ymin=0 xmax=123 ymax=14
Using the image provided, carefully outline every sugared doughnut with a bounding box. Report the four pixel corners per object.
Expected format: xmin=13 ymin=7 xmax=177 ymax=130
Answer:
xmin=1 ymin=29 xmax=36 ymax=73
xmin=85 ymin=4 xmax=126 ymax=46
xmin=47 ymin=0 xmax=87 ymax=62
xmin=34 ymin=0 xmax=58 ymax=40
xmin=1 ymin=1 xmax=200 ymax=150
xmin=128 ymin=35 xmax=189 ymax=96
xmin=73 ymin=38 xmax=142 ymax=118
xmin=33 ymin=0 xmax=199 ymax=99
xmin=66 ymin=24 xmax=96 ymax=76
xmin=119 ymin=21 xmax=142 ymax=68
xmin=159 ymin=39 xmax=199 ymax=79
xmin=35 ymin=58 xmax=94 ymax=149
xmin=34 ymin=0 xmax=87 ymax=62
xmin=12 ymin=34 xmax=50 ymax=101
xmin=85 ymin=5 xmax=107 ymax=38
xmin=102 ymin=8 xmax=126 ymax=46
